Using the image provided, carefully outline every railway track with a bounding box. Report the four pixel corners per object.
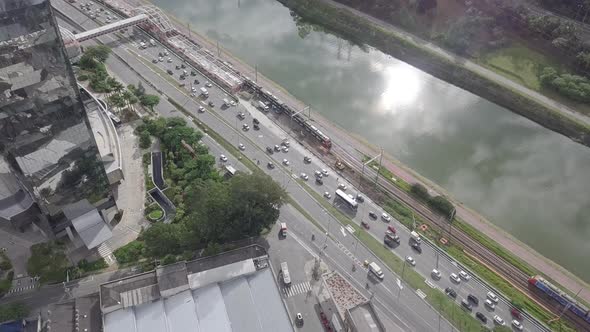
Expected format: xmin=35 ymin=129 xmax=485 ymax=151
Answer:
xmin=329 ymin=144 xmax=590 ymax=331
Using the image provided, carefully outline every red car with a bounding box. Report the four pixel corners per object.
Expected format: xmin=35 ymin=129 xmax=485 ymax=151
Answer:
xmin=511 ymin=308 xmax=522 ymax=320
xmin=387 ymin=226 xmax=396 ymax=234
xmin=361 ymin=221 xmax=370 ymax=230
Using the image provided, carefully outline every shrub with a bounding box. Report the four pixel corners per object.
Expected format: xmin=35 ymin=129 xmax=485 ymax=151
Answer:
xmin=113 ymin=241 xmax=144 ymax=264
xmin=0 ymin=303 xmax=28 ymax=322
xmin=77 ymin=74 xmax=89 ymax=81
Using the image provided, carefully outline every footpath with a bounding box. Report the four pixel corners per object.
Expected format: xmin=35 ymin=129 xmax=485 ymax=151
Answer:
xmin=123 ymin=0 xmax=590 ymax=303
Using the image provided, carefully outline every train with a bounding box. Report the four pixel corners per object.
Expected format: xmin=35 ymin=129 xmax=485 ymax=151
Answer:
xmin=241 ymin=77 xmax=332 ymax=150
xmin=528 ymin=275 xmax=590 ymax=324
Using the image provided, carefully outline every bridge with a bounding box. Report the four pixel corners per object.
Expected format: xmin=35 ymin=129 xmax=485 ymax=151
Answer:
xmin=73 ymin=14 xmax=148 ymax=42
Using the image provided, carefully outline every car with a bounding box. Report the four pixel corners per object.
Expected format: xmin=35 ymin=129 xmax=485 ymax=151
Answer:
xmin=303 ymin=156 xmax=311 ymax=163
xmin=242 ymin=124 xmax=250 ymax=131
xmin=230 ymin=100 xmax=237 ymax=106
xmin=315 ymin=178 xmax=323 ymax=185
xmin=486 ymin=291 xmax=499 ymax=303
xmin=338 ymin=183 xmax=347 ymax=191
xmin=321 ymin=169 xmax=329 ymax=177
xmin=167 ymin=57 xmax=172 ymax=63
xmin=190 ymin=92 xmax=196 ymax=97
xmin=176 ymin=65 xmax=181 ymax=70
xmin=179 ymin=74 xmax=186 ymax=80
xmin=282 ymin=159 xmax=289 ymax=166
xmin=485 ymin=299 xmax=495 ymax=310
xmin=387 ymin=226 xmax=396 ymax=234
xmin=459 ymin=270 xmax=470 ymax=280
xmin=219 ymin=154 xmax=228 ymax=162
xmin=512 ymin=320 xmax=523 ymax=331
xmin=381 ymin=213 xmax=391 ymax=222
xmin=208 ymin=101 xmax=215 ymax=107
xmin=267 ymin=162 xmax=275 ymax=169
xmin=323 ymin=192 xmax=332 ymax=199
xmin=385 ymin=231 xmax=400 ymax=243
xmin=194 ymin=79 xmax=200 ymax=84
xmin=281 ymin=141 xmax=290 ymax=147
xmin=314 ymin=170 xmax=323 ymax=178
xmin=281 ymin=146 xmax=289 ymax=153
xmin=274 ymin=145 xmax=281 ymax=152
xmin=164 ymin=50 xmax=169 ymax=56
xmin=356 ymin=194 xmax=364 ymax=203
xmin=158 ymin=57 xmax=164 ymax=62
xmin=300 ymin=173 xmax=308 ymax=180
xmin=361 ymin=221 xmax=370 ymax=229
xmin=461 ymin=299 xmax=472 ymax=312
xmin=266 ymin=146 xmax=274 ymax=154
xmin=369 ymin=211 xmax=378 ymax=219
xmin=405 ymin=256 xmax=416 ymax=266
xmin=296 ymin=313 xmax=303 ymax=326
xmin=191 ymin=70 xmax=197 ymax=76
xmin=431 ymin=269 xmax=441 ymax=280
xmin=511 ymin=308 xmax=522 ymax=320
xmin=205 ymin=82 xmax=212 ymax=87
xmin=493 ymin=315 xmax=505 ymax=326
xmin=198 ymin=106 xmax=205 ymax=113
xmin=411 ymin=242 xmax=422 ymax=253
xmin=450 ymin=273 xmax=461 ymax=284
xmin=253 ymin=118 xmax=260 ymax=124
xmin=152 ymin=59 xmax=158 ymax=63
xmin=167 ymin=69 xmax=173 ymax=75
xmin=238 ymin=143 xmax=245 ymax=151
xmin=467 ymin=294 xmax=479 ymax=306
xmin=476 ymin=312 xmax=487 ymax=324
xmin=445 ymin=287 xmax=457 ymax=299
xmin=253 ymin=123 xmax=260 ymax=130
xmin=181 ymin=63 xmax=186 ymax=69
xmin=237 ymin=112 xmax=246 ymax=119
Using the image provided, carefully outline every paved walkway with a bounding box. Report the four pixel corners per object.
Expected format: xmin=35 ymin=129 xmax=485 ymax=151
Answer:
xmin=123 ymin=0 xmax=589 ymax=302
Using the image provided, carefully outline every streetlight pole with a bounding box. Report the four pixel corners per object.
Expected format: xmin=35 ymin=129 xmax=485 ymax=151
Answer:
xmin=360 ymin=151 xmax=382 ymax=189
xmin=374 ymin=147 xmax=383 ymax=188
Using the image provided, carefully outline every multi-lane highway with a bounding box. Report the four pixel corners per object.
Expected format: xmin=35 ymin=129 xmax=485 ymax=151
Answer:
xmin=50 ymin=0 xmax=552 ymax=330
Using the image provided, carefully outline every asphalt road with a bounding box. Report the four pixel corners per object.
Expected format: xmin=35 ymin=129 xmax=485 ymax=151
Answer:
xmin=52 ymin=1 xmax=546 ymax=330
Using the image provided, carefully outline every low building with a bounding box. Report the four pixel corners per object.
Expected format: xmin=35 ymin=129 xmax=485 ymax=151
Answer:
xmin=99 ymin=245 xmax=293 ymax=332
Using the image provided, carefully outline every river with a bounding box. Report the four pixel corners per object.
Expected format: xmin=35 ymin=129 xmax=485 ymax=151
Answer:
xmin=151 ymin=0 xmax=590 ymax=282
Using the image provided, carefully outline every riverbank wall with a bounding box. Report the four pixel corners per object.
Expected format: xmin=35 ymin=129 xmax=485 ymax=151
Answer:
xmin=277 ymin=0 xmax=590 ymax=148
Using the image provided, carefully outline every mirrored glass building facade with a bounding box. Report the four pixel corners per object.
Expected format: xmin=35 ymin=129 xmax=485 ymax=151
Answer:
xmin=0 ymin=0 xmax=116 ymax=248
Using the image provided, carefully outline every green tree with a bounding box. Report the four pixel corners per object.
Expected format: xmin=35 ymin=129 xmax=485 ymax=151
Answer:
xmin=140 ymin=94 xmax=160 ymax=111
xmin=141 ymin=223 xmax=182 ymax=257
xmin=410 ymin=183 xmax=430 ymax=201
xmin=27 ymin=242 xmax=70 ymax=283
xmin=79 ymin=53 xmax=97 ymax=70
xmin=84 ymin=45 xmax=111 ymax=62
xmin=0 ymin=303 xmax=29 ymax=322
xmin=139 ymin=130 xmax=152 ymax=149
xmin=428 ymin=196 xmax=454 ymax=216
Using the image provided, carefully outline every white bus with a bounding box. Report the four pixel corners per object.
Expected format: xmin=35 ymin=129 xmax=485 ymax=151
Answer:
xmin=336 ymin=189 xmax=358 ymax=210
xmin=280 ymin=262 xmax=291 ymax=286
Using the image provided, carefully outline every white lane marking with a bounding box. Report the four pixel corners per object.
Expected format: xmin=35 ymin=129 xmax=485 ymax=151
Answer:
xmin=340 ymin=226 xmax=347 ymax=237
xmin=345 ymin=225 xmax=355 ymax=234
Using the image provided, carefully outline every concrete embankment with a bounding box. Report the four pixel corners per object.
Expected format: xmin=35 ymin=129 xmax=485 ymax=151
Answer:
xmin=277 ymin=0 xmax=590 ymax=148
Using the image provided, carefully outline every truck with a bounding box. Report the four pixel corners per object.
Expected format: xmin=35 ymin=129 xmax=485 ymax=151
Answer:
xmin=280 ymin=262 xmax=291 ymax=286
xmin=384 ymin=231 xmax=400 ymax=248
xmin=149 ymin=39 xmax=156 ymax=47
xmin=368 ymin=262 xmax=384 ymax=280
xmin=257 ymin=100 xmax=269 ymax=111
xmin=280 ymin=223 xmax=287 ymax=237
xmin=410 ymin=231 xmax=421 ymax=244
xmin=200 ymin=87 xmax=208 ymax=96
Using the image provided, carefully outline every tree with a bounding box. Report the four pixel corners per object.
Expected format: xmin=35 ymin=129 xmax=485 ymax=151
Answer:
xmin=139 ymin=130 xmax=152 ymax=149
xmin=141 ymin=223 xmax=182 ymax=257
xmin=0 ymin=303 xmax=29 ymax=322
xmin=410 ymin=183 xmax=430 ymax=201
xmin=140 ymin=94 xmax=160 ymax=111
xmin=428 ymin=196 xmax=454 ymax=216
xmin=84 ymin=45 xmax=111 ymax=63
xmin=27 ymin=242 xmax=70 ymax=283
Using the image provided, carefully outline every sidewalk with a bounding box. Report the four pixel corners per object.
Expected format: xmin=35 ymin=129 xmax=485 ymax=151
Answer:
xmin=124 ymin=0 xmax=590 ymax=303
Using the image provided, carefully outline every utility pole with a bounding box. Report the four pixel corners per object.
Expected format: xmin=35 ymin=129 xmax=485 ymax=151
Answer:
xmin=255 ymin=64 xmax=258 ymax=83
xmin=187 ymin=23 xmax=191 ymax=39
xmin=374 ymin=147 xmax=383 ymax=187
xmin=360 ymin=150 xmax=382 ymax=189
xmin=217 ymin=40 xmax=220 ymax=57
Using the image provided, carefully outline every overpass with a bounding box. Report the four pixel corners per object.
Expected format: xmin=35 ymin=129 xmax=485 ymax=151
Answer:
xmin=73 ymin=14 xmax=148 ymax=42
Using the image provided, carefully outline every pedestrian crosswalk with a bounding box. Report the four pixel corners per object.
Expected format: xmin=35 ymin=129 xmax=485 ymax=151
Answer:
xmin=98 ymin=243 xmax=116 ymax=265
xmin=7 ymin=284 xmax=36 ymax=294
xmin=283 ymin=281 xmax=311 ymax=298
xmin=336 ymin=242 xmax=366 ymax=270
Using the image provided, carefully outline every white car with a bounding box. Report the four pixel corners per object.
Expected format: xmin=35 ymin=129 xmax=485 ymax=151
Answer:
xmin=381 ymin=213 xmax=391 ymax=222
xmin=493 ymin=315 xmax=505 ymax=326
xmin=459 ymin=270 xmax=471 ymax=280
xmin=405 ymin=256 xmax=416 ymax=266
xmin=300 ymin=173 xmax=309 ymax=181
xmin=219 ymin=154 xmax=228 ymax=162
xmin=314 ymin=170 xmax=323 ymax=178
xmin=431 ymin=269 xmax=441 ymax=280
xmin=164 ymin=50 xmax=169 ymax=56
xmin=512 ymin=319 xmax=523 ymax=331
xmin=487 ymin=291 xmax=499 ymax=303
xmin=323 ymin=192 xmax=332 ymax=199
xmin=167 ymin=57 xmax=172 ymax=63
xmin=282 ymin=159 xmax=289 ymax=166
xmin=238 ymin=143 xmax=245 ymax=151
xmin=484 ymin=299 xmax=495 ymax=310
xmin=338 ymin=183 xmax=347 ymax=191
xmin=205 ymin=82 xmax=212 ymax=87
xmin=198 ymin=106 xmax=205 ymax=113
xmin=281 ymin=146 xmax=289 ymax=153
xmin=321 ymin=169 xmax=329 ymax=177
xmin=450 ymin=273 xmax=461 ymax=284
xmin=230 ymin=100 xmax=237 ymax=106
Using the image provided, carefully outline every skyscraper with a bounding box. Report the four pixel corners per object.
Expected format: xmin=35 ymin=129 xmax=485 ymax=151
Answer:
xmin=0 ymin=0 xmax=116 ymax=248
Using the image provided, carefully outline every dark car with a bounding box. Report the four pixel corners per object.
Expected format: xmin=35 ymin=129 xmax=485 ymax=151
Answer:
xmin=267 ymin=162 xmax=275 ymax=169
xmin=315 ymin=178 xmax=323 ymax=185
xmin=511 ymin=308 xmax=522 ymax=320
xmin=253 ymin=123 xmax=260 ymax=130
xmin=361 ymin=221 xmax=370 ymax=230
xmin=356 ymin=194 xmax=364 ymax=203
xmin=303 ymin=156 xmax=311 ymax=164
xmin=167 ymin=69 xmax=173 ymax=75
xmin=445 ymin=288 xmax=457 ymax=299
xmin=476 ymin=312 xmax=487 ymax=324
xmin=181 ymin=63 xmax=186 ymax=69
xmin=461 ymin=299 xmax=472 ymax=312
xmin=468 ymin=294 xmax=479 ymax=306
xmin=253 ymin=118 xmax=260 ymax=124
xmin=194 ymin=79 xmax=200 ymax=84
xmin=411 ymin=242 xmax=422 ymax=253
xmin=152 ymin=59 xmax=158 ymax=63
xmin=191 ymin=70 xmax=196 ymax=76
xmin=266 ymin=146 xmax=274 ymax=154
xmin=175 ymin=65 xmax=181 ymax=70
xmin=368 ymin=211 xmax=378 ymax=220
xmin=208 ymin=101 xmax=215 ymax=107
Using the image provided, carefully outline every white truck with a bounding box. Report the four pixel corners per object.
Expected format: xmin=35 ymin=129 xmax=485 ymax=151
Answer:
xmin=368 ymin=262 xmax=384 ymax=280
xmin=257 ymin=100 xmax=269 ymax=111
xmin=200 ymin=87 xmax=208 ymax=96
xmin=410 ymin=231 xmax=421 ymax=244
xmin=149 ymin=39 xmax=156 ymax=47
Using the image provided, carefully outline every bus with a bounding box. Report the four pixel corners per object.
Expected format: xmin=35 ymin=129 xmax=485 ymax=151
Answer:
xmin=280 ymin=262 xmax=291 ymax=286
xmin=335 ymin=189 xmax=358 ymax=210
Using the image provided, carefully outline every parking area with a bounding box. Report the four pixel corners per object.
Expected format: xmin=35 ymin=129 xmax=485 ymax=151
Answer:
xmin=0 ymin=225 xmax=44 ymax=276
